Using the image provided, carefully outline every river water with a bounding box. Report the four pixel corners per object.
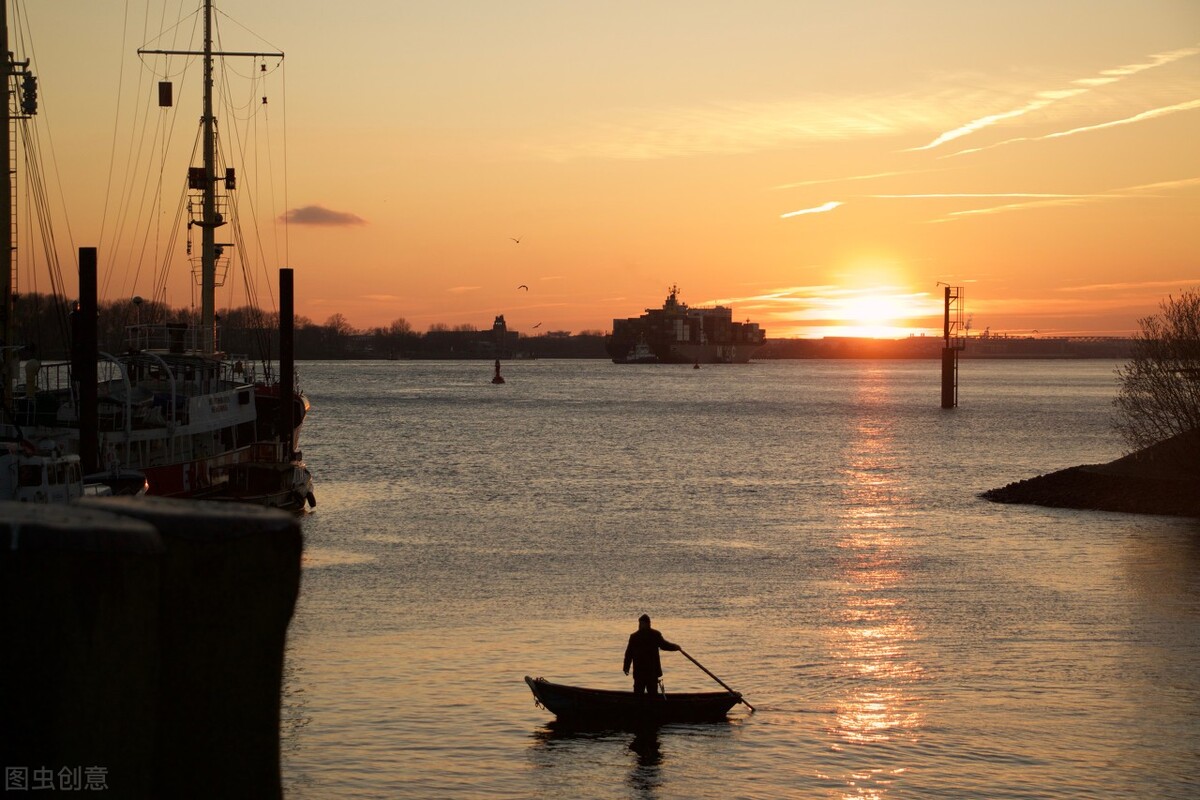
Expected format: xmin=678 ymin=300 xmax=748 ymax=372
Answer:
xmin=281 ymin=359 xmax=1199 ymax=799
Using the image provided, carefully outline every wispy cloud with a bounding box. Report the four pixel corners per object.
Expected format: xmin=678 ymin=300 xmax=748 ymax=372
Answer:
xmin=772 ymin=170 xmax=934 ymax=190
xmin=281 ymin=205 xmax=366 ymax=226
xmin=711 ymin=285 xmax=936 ymax=317
xmin=912 ymin=45 xmax=1200 ymax=151
xmin=533 ymin=96 xmax=945 ymax=161
xmin=362 ymin=294 xmax=403 ymax=302
xmin=529 ymin=44 xmax=1199 ymax=162
xmin=1058 ymin=278 xmax=1200 ymax=293
xmin=911 ymin=92 xmax=1085 ymax=152
xmin=781 ymin=201 xmax=842 ymax=218
xmin=447 ymin=285 xmax=481 ymax=293
xmin=948 ymin=99 xmax=1200 ymax=157
xmin=927 ymin=176 xmax=1200 ymax=222
xmin=870 ymin=193 xmax=1083 ymax=200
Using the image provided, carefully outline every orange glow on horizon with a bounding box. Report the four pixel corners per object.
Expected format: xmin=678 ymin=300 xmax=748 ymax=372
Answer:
xmin=12 ymin=2 xmax=1199 ymax=339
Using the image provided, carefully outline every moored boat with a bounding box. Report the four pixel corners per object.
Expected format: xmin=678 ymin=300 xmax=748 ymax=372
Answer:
xmin=0 ymin=426 xmax=120 ymax=502
xmin=613 ymin=340 xmax=659 ymax=364
xmin=524 ymin=676 xmax=741 ymax=725
xmin=1 ymin=2 xmax=314 ymax=511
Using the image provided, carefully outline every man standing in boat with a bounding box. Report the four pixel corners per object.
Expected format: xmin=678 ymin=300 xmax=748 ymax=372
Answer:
xmin=623 ymin=614 xmax=680 ymax=696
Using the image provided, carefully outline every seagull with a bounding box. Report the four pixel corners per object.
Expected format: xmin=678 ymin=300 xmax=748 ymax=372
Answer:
xmin=532 ymin=322 xmax=542 ymax=329
xmin=510 ymin=237 xmax=522 ymax=244
xmin=518 ymin=284 xmax=529 ymax=291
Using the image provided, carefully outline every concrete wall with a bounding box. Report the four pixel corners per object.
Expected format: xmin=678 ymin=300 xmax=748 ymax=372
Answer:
xmin=1 ymin=497 xmax=302 ymax=799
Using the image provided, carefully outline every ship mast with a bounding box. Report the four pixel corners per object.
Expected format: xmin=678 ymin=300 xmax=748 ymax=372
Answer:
xmin=1 ymin=3 xmax=35 ymax=409
xmin=138 ymin=0 xmax=282 ymax=354
xmin=200 ymin=0 xmax=217 ymax=353
xmin=1 ymin=2 xmax=13 ymax=406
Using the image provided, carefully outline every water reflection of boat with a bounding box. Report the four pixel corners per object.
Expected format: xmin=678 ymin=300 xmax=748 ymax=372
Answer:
xmin=525 ymin=676 xmax=739 ymax=725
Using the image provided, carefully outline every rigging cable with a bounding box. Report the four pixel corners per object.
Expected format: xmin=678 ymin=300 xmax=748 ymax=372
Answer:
xmin=10 ymin=0 xmax=72 ymax=350
xmin=111 ymin=1 xmax=178 ymax=303
xmin=209 ymin=13 xmax=287 ymax=367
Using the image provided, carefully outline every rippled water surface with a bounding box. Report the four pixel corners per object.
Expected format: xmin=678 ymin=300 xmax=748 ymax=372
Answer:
xmin=283 ymin=359 xmax=1200 ymax=799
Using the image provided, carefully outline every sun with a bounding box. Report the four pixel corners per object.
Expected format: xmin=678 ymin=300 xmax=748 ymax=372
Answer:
xmin=833 ymin=292 xmax=916 ymax=338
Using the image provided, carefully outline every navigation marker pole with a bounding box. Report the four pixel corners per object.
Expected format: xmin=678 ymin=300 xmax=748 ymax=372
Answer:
xmin=940 ymin=284 xmax=965 ymax=408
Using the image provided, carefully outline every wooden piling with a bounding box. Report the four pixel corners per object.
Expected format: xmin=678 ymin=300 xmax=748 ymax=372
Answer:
xmin=280 ymin=268 xmax=295 ymax=456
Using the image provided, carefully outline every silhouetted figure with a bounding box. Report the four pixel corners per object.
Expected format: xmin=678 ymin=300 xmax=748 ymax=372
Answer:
xmin=623 ymin=614 xmax=680 ymax=696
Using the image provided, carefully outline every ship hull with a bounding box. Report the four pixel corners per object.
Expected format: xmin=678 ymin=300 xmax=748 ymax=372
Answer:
xmin=607 ymin=285 xmax=766 ymax=365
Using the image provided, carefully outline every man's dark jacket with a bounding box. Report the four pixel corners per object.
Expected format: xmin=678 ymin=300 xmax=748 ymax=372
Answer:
xmin=623 ymin=627 xmax=679 ymax=678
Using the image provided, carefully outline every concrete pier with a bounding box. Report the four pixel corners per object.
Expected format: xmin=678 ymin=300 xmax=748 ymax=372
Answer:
xmin=1 ymin=498 xmax=302 ymax=799
xmin=1 ymin=505 xmax=163 ymax=796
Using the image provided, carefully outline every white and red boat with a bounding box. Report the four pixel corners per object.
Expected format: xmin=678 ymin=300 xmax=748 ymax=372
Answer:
xmin=0 ymin=1 xmax=313 ymax=511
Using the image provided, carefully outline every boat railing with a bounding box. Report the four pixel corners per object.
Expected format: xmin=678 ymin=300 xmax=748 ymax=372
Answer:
xmin=18 ymin=358 xmax=71 ymax=395
xmin=126 ymin=322 xmax=211 ymax=354
xmin=227 ymin=355 xmax=258 ymax=385
xmin=97 ymin=352 xmax=136 ymax=440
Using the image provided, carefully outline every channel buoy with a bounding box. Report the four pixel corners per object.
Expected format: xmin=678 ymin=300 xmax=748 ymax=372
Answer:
xmin=492 ymin=359 xmax=505 ymax=384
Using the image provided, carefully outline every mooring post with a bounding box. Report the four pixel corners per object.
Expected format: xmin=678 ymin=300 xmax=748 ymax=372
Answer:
xmin=77 ymin=247 xmax=99 ymax=470
xmin=940 ymin=284 xmax=962 ymax=409
xmin=280 ymin=268 xmax=295 ymax=457
xmin=941 ymin=345 xmax=957 ymax=409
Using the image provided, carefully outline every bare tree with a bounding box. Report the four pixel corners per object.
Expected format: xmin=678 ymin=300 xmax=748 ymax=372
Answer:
xmin=1114 ymin=290 xmax=1200 ymax=450
xmin=324 ymin=313 xmax=355 ymax=337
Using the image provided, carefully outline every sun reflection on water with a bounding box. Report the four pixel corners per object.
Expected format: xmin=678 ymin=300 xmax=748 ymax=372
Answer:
xmin=825 ymin=371 xmax=926 ymax=796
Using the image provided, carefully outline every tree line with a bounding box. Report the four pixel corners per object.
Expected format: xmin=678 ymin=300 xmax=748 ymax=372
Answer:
xmin=11 ymin=293 xmax=607 ymax=361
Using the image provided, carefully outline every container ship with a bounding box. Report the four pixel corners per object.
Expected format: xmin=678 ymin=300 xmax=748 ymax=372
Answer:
xmin=607 ymin=286 xmax=766 ymax=364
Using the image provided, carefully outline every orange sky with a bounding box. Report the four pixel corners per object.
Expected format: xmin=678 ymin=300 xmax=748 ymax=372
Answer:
xmin=15 ymin=0 xmax=1200 ymax=338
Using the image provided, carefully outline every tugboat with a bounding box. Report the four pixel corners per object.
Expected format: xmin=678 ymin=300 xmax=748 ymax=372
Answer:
xmin=612 ymin=339 xmax=659 ymax=364
xmin=607 ymin=286 xmax=766 ymax=364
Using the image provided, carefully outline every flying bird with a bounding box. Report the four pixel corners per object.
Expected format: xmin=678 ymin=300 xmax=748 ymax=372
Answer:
xmin=518 ymin=284 xmax=529 ymax=291
xmin=510 ymin=237 xmax=522 ymax=244
xmin=532 ymin=322 xmax=542 ymax=329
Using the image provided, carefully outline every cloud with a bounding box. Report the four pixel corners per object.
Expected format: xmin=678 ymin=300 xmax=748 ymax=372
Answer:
xmin=948 ymin=99 xmax=1200 ymax=157
xmin=282 ymin=205 xmax=366 ymax=226
xmin=870 ymin=193 xmax=1082 ymax=200
xmin=1058 ymin=278 xmax=1200 ymax=293
xmin=912 ymin=45 xmax=1200 ymax=151
xmin=447 ymin=285 xmax=481 ymax=293
xmin=527 ymin=44 xmax=1199 ymax=162
xmin=781 ymin=201 xmax=842 ymax=218
xmin=926 ymin=176 xmax=1200 ymax=222
xmin=911 ymin=92 xmax=1082 ymax=151
xmin=773 ymin=170 xmax=936 ymax=191
xmin=531 ymin=95 xmax=952 ymax=161
xmin=709 ymin=285 xmax=937 ymax=319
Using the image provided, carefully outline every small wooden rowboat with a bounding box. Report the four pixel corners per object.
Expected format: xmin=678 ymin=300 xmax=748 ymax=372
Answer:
xmin=525 ymin=676 xmax=741 ymax=724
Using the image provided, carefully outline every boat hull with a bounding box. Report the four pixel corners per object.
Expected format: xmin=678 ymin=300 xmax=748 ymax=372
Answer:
xmin=607 ymin=286 xmax=766 ymax=364
xmin=525 ymin=676 xmax=739 ymax=725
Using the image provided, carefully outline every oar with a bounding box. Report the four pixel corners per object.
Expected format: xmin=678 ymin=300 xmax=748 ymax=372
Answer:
xmin=678 ymin=648 xmax=755 ymax=712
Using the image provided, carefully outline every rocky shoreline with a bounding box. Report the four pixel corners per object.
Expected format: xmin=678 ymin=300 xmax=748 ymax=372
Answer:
xmin=981 ymin=428 xmax=1200 ymax=518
